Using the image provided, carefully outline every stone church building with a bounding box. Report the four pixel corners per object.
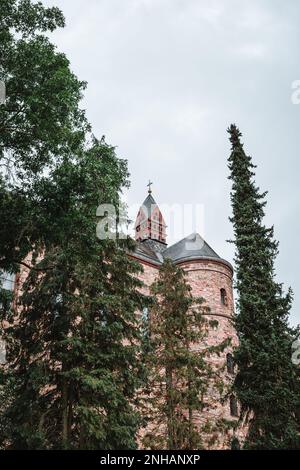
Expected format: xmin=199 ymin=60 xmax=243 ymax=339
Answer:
xmin=0 ymin=185 xmax=245 ymax=449
xmin=131 ymin=186 xmax=244 ymax=449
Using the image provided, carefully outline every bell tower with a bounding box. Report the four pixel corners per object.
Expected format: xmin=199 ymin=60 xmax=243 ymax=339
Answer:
xmin=134 ymin=182 xmax=167 ymax=245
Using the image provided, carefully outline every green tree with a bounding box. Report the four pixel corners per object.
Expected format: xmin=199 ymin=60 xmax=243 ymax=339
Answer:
xmin=0 ymin=0 xmax=89 ymax=269
xmin=141 ymin=259 xmax=229 ymax=450
xmin=0 ymin=139 xmax=148 ymax=449
xmin=227 ymin=124 xmax=300 ymax=449
xmin=0 ymin=1 xmax=149 ymax=450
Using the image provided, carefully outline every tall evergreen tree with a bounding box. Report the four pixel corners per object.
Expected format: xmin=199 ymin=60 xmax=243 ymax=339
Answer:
xmin=227 ymin=124 xmax=300 ymax=449
xmin=140 ymin=259 xmax=229 ymax=450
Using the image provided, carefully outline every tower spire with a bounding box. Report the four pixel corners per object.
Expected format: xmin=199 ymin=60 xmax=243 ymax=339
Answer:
xmin=134 ymin=186 xmax=167 ymax=245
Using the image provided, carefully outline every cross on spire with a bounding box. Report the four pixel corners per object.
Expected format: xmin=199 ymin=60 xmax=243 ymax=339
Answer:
xmin=147 ymin=180 xmax=153 ymax=194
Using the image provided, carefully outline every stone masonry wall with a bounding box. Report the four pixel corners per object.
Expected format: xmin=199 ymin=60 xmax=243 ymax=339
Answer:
xmin=177 ymin=259 xmax=241 ymax=448
xmin=133 ymin=256 xmax=246 ymax=449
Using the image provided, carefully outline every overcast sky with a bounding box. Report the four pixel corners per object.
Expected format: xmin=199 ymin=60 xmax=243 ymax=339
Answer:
xmin=43 ymin=0 xmax=300 ymax=325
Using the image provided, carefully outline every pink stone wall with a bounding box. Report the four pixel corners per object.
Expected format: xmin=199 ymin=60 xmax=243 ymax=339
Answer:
xmin=177 ymin=259 xmax=243 ymax=448
xmin=133 ymin=255 xmax=246 ymax=449
xmin=134 ymin=205 xmax=167 ymax=243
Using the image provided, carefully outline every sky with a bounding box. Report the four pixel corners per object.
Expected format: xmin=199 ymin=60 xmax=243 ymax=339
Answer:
xmin=43 ymin=0 xmax=300 ymax=325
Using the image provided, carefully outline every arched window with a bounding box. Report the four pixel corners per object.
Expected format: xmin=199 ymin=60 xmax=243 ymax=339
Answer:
xmin=230 ymin=395 xmax=238 ymax=417
xmin=220 ymin=288 xmax=228 ymax=306
xmin=226 ymin=352 xmax=235 ymax=374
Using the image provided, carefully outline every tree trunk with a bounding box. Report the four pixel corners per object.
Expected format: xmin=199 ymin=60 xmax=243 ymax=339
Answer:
xmin=62 ymin=377 xmax=69 ymax=449
xmin=166 ymin=365 xmax=175 ymax=449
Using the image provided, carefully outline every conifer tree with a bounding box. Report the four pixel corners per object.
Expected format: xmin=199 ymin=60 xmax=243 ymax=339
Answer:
xmin=141 ymin=259 xmax=229 ymax=450
xmin=227 ymin=124 xmax=300 ymax=449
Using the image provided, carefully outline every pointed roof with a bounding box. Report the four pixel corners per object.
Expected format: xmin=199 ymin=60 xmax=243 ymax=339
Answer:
xmin=132 ymin=232 xmax=232 ymax=271
xmin=141 ymin=193 xmax=157 ymax=217
xmin=135 ymin=191 xmax=166 ymax=229
xmin=134 ymin=240 xmax=164 ymax=265
xmin=163 ymin=233 xmax=220 ymax=263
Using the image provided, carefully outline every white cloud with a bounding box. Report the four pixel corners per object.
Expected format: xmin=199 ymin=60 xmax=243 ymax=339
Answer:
xmin=235 ymin=43 xmax=268 ymax=60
